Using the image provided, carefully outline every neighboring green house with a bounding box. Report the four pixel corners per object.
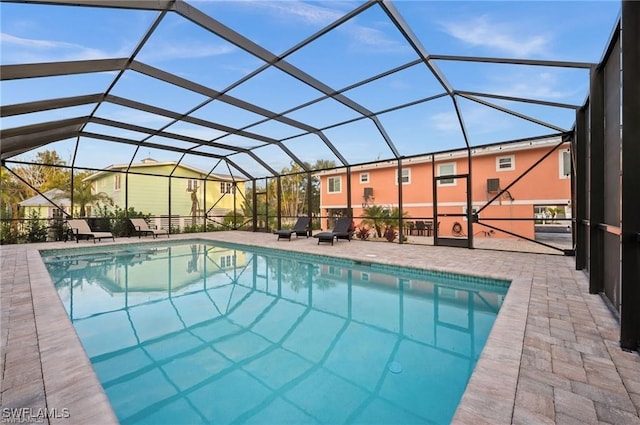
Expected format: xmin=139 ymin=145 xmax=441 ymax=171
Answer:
xmin=19 ymin=188 xmax=71 ymax=218
xmin=83 ymin=158 xmax=245 ymax=228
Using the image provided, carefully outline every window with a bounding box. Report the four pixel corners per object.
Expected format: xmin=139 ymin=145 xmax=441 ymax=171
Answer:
xmin=328 ymin=266 xmax=342 ymax=276
xmin=220 ymin=182 xmax=234 ymax=194
xmin=559 ymin=150 xmax=571 ymax=179
xmin=361 ymin=272 xmax=370 ymax=282
xmin=438 ymin=287 xmax=458 ymax=298
xmin=438 ymin=163 xmax=456 ymax=186
xmin=114 ymin=173 xmax=121 ymax=190
xmin=496 ymin=155 xmax=515 ymax=171
xmin=398 ymin=278 xmax=411 ymax=290
xmin=187 ymin=179 xmax=198 ymax=192
xmin=328 ymin=176 xmax=341 ymax=193
xmin=395 ymin=168 xmax=410 ymax=185
xmin=220 ymin=255 xmax=235 ymax=268
xmin=359 ymin=173 xmax=369 ymax=183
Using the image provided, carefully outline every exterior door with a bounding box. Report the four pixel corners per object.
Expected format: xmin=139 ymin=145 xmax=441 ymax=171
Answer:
xmin=433 ymin=173 xmax=473 ymax=248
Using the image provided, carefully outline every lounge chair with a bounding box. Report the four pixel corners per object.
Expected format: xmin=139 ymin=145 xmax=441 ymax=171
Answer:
xmin=274 ymin=217 xmax=311 ymax=241
xmin=66 ymin=219 xmax=115 ymax=243
xmin=314 ymin=217 xmax=353 ymax=245
xmin=129 ymin=218 xmax=169 ymax=239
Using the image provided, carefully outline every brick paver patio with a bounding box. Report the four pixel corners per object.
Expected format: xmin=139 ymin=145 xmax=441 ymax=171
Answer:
xmin=1 ymin=232 xmax=639 ymax=424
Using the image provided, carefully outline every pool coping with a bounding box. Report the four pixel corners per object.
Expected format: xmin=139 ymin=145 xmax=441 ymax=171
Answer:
xmin=2 ymin=232 xmax=639 ymax=424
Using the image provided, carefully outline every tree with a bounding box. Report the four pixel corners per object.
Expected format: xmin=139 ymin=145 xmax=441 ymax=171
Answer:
xmin=0 ymin=166 xmax=30 ymax=220
xmin=56 ymin=172 xmax=112 ymax=217
xmin=240 ymin=159 xmax=336 ymax=230
xmin=1 ymin=150 xmax=70 ymax=222
xmin=279 ymin=163 xmax=304 ymax=218
xmin=15 ymin=150 xmax=70 ymax=193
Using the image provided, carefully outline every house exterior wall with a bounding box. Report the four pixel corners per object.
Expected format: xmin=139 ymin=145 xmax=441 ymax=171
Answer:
xmin=21 ymin=205 xmax=57 ymax=219
xmin=318 ymin=140 xmax=571 ymax=240
xmin=102 ymin=246 xmax=247 ymax=292
xmin=86 ymin=163 xmax=245 ymax=221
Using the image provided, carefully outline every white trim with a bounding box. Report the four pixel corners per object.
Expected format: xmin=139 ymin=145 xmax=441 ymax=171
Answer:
xmin=327 ymin=176 xmax=342 ymax=194
xmin=437 ymin=162 xmax=456 ymax=186
xmin=496 ymin=155 xmax=515 ymax=172
xmin=359 ymin=172 xmax=369 ymax=183
xmin=324 ymin=199 xmax=571 ymax=210
xmin=314 ymin=137 xmax=567 ymax=176
xmin=559 ymin=149 xmax=571 ymax=179
xmin=395 ymin=168 xmax=411 ymax=185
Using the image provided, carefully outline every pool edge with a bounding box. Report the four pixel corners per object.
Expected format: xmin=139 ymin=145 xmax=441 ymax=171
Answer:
xmin=28 ymin=249 xmax=119 ymax=425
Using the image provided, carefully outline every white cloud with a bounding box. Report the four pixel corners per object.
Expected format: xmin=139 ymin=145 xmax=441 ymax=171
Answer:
xmin=441 ymin=15 xmax=551 ymax=57
xmin=0 ymin=32 xmax=110 ymax=62
xmin=223 ymin=1 xmax=407 ymax=54
xmin=137 ymin=41 xmax=235 ymax=62
xmin=486 ymin=70 xmax=582 ymax=100
xmin=430 ymin=111 xmax=460 ymax=132
xmin=346 ymin=24 xmax=408 ymax=53
xmin=227 ymin=0 xmax=343 ymax=26
xmin=430 ymin=105 xmax=509 ymax=135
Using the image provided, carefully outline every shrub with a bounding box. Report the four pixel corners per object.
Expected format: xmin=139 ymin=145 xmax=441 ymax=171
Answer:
xmin=0 ymin=221 xmax=20 ymax=245
xmin=383 ymin=226 xmax=398 ymax=242
xmin=355 ymin=225 xmax=371 ymax=240
xmin=183 ymin=224 xmax=204 ymax=233
xmin=222 ymin=211 xmax=244 ymax=229
xmin=92 ymin=205 xmax=151 ymax=237
xmin=23 ymin=210 xmax=48 ymax=243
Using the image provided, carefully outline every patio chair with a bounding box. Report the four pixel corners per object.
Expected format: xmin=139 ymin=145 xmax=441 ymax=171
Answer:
xmin=129 ymin=218 xmax=169 ymax=239
xmin=66 ymin=219 xmax=115 ymax=243
xmin=274 ymin=216 xmax=311 ymax=241
xmin=314 ymin=217 xmax=353 ymax=245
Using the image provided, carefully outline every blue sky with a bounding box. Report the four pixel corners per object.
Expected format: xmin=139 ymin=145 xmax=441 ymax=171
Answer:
xmin=0 ymin=0 xmax=621 ymax=179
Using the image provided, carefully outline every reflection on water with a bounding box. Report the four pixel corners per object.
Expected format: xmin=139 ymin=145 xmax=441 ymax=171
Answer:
xmin=43 ymin=241 xmax=508 ymax=425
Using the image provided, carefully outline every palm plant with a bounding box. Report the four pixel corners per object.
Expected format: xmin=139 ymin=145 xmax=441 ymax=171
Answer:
xmin=57 ymin=179 xmax=112 ymax=217
xmin=384 ymin=207 xmax=410 ymax=230
xmin=361 ymin=205 xmax=390 ymax=238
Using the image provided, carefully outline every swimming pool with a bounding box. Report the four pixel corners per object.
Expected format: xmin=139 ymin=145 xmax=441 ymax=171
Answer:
xmin=42 ymin=240 xmax=509 ymax=425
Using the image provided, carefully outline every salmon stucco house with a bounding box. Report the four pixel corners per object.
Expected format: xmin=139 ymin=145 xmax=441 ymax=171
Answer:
xmin=83 ymin=158 xmax=245 ymax=229
xmin=317 ymin=136 xmax=571 ymax=242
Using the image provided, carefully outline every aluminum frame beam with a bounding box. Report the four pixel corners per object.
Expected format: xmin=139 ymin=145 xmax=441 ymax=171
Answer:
xmin=171 ymin=0 xmax=400 ymax=160
xmin=0 ymin=58 xmax=129 ymax=81
xmin=5 ymin=0 xmax=172 ymax=10
xmin=0 ymin=116 xmax=88 ymax=159
xmin=428 ymin=54 xmax=595 ymax=69
xmin=455 ymin=91 xmax=581 ymax=110
xmin=620 ymin=0 xmax=640 ymax=352
xmin=79 ymin=131 xmax=254 ymax=180
xmin=0 ymin=93 xmax=103 ymax=117
xmin=458 ymin=93 xmax=569 ymax=133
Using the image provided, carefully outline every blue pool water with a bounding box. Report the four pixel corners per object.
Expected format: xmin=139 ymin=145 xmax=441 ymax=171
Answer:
xmin=42 ymin=240 xmax=509 ymax=425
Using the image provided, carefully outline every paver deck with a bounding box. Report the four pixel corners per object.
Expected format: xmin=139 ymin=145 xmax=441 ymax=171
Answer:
xmin=1 ymin=232 xmax=639 ymax=424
